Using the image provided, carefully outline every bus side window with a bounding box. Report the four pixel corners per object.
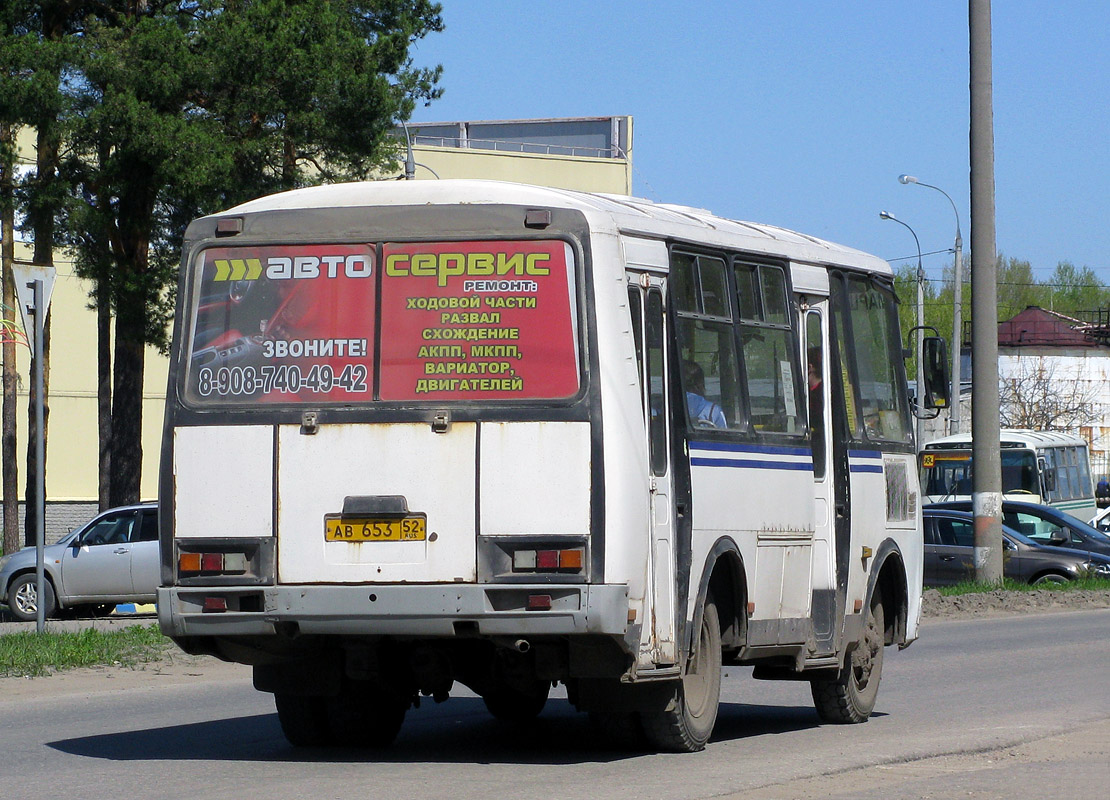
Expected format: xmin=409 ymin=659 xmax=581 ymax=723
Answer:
xmin=1077 ymin=447 xmax=1093 ymax=497
xmin=645 ymin=289 xmax=668 ymax=475
xmin=830 ymin=276 xmax=862 ymax=438
xmin=843 ymin=276 xmax=912 ymax=444
xmin=671 ymin=251 xmax=742 ymax=431
xmin=734 ymin=263 xmax=804 ymax=435
xmin=805 ymin=310 xmax=825 ymax=477
xmin=1066 ymin=447 xmax=1080 ymax=501
xmin=628 ymin=286 xmax=645 ymax=417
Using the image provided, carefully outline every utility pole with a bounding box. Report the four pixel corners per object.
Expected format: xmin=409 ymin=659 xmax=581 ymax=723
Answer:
xmin=970 ymin=0 xmax=1003 ymax=583
xmin=950 ymin=227 xmax=964 ymax=434
xmin=14 ymin=263 xmax=55 ymax=632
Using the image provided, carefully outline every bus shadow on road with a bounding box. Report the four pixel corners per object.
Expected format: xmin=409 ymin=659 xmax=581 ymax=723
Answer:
xmin=48 ymin=698 xmax=831 ymax=764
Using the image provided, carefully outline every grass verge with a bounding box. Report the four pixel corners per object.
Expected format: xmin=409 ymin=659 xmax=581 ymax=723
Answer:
xmin=936 ymin=575 xmax=1110 ymax=596
xmin=0 ymin=624 xmax=172 ymax=678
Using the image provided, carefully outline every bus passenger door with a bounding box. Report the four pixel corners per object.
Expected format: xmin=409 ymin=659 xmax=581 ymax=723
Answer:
xmin=628 ymin=274 xmax=678 ymax=665
xmin=805 ymin=306 xmax=837 ymax=655
xmin=827 ymin=282 xmax=856 ymax=649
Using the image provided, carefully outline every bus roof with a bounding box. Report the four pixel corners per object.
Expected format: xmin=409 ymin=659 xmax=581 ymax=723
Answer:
xmin=214 ymin=179 xmax=892 ymax=275
xmin=922 ymin=429 xmax=1089 ymax=450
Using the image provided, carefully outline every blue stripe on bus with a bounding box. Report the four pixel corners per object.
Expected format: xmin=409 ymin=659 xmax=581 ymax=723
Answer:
xmin=848 ymin=449 xmax=882 ymax=459
xmin=690 ymin=441 xmax=815 ymax=472
xmin=691 ymin=456 xmax=816 ymax=471
xmin=849 ymin=464 xmax=885 ymax=474
xmin=689 ymin=441 xmax=886 ymax=473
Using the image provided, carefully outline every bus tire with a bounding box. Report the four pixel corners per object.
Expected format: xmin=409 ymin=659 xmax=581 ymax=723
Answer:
xmin=482 ymin=680 xmax=550 ymax=722
xmin=811 ymin=595 xmax=884 ymax=724
xmin=274 ymin=693 xmax=332 ymax=747
xmin=327 ymin=681 xmax=408 ymax=747
xmin=641 ymin=594 xmax=722 ymax=752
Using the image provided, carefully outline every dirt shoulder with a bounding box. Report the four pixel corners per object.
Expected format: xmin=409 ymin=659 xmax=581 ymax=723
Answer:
xmin=921 ymin=587 xmax=1110 ymax=620
xmin=0 ymin=648 xmax=249 ymax=702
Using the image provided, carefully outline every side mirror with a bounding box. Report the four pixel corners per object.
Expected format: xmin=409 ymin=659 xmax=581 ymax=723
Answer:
xmin=921 ymin=336 xmax=950 ymax=410
xmin=1038 ymin=457 xmax=1057 ymax=493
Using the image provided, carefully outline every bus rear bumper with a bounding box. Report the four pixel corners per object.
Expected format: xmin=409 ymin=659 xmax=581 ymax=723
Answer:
xmin=157 ymin=583 xmax=630 ymax=639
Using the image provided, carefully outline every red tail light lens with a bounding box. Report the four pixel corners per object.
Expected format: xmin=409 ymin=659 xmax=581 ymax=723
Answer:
xmin=200 ymin=553 xmax=224 ymax=572
xmin=511 ymin=546 xmax=585 ymax=574
xmin=535 ymin=550 xmax=560 ymax=569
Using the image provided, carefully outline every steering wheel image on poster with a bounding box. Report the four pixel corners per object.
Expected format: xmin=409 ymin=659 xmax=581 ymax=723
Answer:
xmin=190 ymin=277 xmax=297 ymax=376
xmin=262 ymin=279 xmax=329 ymax=341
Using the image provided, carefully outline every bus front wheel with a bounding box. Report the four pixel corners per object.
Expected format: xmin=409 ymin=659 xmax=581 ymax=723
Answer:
xmin=811 ymin=596 xmax=884 ymax=724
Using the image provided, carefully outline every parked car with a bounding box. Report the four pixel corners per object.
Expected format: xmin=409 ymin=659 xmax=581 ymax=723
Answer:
xmin=926 ymin=500 xmax=1110 ymax=558
xmin=923 ymin=507 xmax=1110 ymax=586
xmin=0 ymin=504 xmax=158 ymax=621
xmin=1090 ymin=506 xmax=1110 ymax=533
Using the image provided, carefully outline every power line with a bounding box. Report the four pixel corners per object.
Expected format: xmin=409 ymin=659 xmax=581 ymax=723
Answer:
xmin=897 ymin=275 xmax=1110 ymax=291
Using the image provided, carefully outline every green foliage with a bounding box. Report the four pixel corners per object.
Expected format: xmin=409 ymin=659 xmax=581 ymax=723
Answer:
xmin=936 ymin=575 xmax=1110 ymax=595
xmin=1046 ymin=261 xmax=1109 ymax=318
xmin=56 ymin=1 xmax=444 ymax=351
xmin=895 ymin=253 xmax=1110 ymax=360
xmin=0 ymin=623 xmax=171 ymax=678
xmin=2 ymin=1 xmax=444 ymax=503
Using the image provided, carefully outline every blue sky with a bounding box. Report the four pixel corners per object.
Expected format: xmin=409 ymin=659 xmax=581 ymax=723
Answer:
xmin=408 ymin=2 xmax=1109 ymax=289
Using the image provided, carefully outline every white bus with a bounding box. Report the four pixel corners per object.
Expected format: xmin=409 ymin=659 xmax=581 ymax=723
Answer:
xmin=158 ymin=180 xmax=943 ymax=752
xmin=920 ymin=430 xmax=1096 ymax=519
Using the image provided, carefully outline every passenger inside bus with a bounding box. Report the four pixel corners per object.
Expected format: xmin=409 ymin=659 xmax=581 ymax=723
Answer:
xmin=807 ymin=347 xmax=824 ymax=469
xmin=683 ymin=360 xmax=727 ymax=428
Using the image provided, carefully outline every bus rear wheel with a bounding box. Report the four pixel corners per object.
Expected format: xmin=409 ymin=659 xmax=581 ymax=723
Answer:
xmin=811 ymin=596 xmax=884 ymax=724
xmin=274 ymin=694 xmax=332 ymax=747
xmin=482 ymin=680 xmax=550 ymax=722
xmin=641 ymin=594 xmax=721 ymax=752
xmin=274 ymin=681 xmax=408 ymax=748
xmin=326 ymin=680 xmax=408 ymax=747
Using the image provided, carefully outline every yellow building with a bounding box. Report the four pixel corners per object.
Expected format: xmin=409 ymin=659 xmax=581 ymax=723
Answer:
xmin=4 ymin=117 xmax=633 ymax=539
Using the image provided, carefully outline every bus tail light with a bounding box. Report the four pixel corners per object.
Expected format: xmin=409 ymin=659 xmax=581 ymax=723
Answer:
xmin=479 ymin=536 xmax=588 ymax=582
xmin=512 ymin=546 xmax=585 ymax=574
xmin=527 ymin=594 xmax=553 ymax=611
xmin=178 ymin=550 xmax=250 ymax=576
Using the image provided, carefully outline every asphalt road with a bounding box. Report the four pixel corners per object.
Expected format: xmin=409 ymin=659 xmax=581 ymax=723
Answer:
xmin=2 ymin=610 xmax=1108 ymax=800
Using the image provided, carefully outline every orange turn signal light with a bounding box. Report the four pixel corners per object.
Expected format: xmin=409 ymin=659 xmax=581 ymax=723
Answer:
xmin=559 ymin=549 xmax=583 ymax=569
xmin=179 ymin=552 xmax=202 ymax=574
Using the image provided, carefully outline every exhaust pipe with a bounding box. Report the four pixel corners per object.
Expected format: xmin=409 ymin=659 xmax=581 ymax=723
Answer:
xmin=513 ymin=639 xmax=531 ymax=653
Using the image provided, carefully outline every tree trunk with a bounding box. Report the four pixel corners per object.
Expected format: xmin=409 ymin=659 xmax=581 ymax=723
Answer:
xmin=98 ymin=286 xmax=112 ymax=510
xmin=0 ymin=121 xmax=18 ymax=555
xmin=108 ymin=309 xmax=144 ymax=507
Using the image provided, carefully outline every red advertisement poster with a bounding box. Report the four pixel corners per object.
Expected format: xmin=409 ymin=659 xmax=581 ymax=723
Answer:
xmin=378 ymin=240 xmax=580 ymax=400
xmin=187 ymin=244 xmax=376 ymax=405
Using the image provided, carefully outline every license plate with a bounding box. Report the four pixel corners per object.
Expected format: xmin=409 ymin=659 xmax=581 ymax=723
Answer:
xmin=324 ymin=516 xmax=427 ymax=542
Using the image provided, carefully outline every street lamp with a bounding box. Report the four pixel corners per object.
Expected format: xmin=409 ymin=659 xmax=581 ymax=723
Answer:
xmin=899 ymin=174 xmax=964 ymax=435
xmin=880 ymin=210 xmax=926 ymax=447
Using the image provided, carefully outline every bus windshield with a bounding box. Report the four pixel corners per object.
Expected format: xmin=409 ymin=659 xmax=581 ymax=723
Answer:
xmin=921 ymin=449 xmax=1039 ymax=498
xmin=183 ymin=239 xmax=581 ymax=406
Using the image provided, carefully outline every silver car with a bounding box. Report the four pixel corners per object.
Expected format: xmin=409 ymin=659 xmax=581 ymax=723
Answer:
xmin=0 ymin=504 xmax=158 ymax=621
